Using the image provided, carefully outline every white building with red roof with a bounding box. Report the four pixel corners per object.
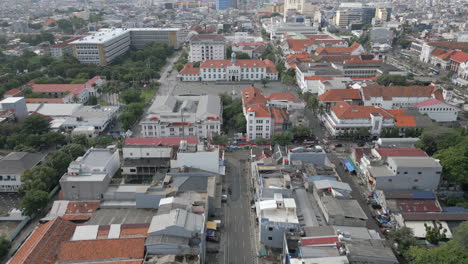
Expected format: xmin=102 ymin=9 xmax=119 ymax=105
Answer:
xmin=241 ymin=87 xmax=302 ymax=140
xmin=415 ymin=99 xmax=460 ymax=122
xmin=178 ymin=54 xmax=278 ymax=82
xmin=27 ymin=76 xmax=104 ymax=104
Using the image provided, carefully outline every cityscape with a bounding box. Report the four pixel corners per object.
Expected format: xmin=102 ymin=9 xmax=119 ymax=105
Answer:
xmin=0 ymin=0 xmax=468 ymax=263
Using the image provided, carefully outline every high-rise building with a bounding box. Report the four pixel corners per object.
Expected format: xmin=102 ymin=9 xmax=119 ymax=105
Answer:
xmin=216 ymin=0 xmax=231 ymax=10
xmin=284 ymin=0 xmax=304 ymax=17
xmin=362 ymin=8 xmax=376 ymax=25
xmin=189 ymin=34 xmax=226 ymax=62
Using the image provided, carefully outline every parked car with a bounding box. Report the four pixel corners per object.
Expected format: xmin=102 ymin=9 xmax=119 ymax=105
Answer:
xmin=221 ymin=194 xmax=228 ymax=203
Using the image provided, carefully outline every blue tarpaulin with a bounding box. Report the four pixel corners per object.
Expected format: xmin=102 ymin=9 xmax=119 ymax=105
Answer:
xmin=344 ymin=161 xmax=355 ymax=172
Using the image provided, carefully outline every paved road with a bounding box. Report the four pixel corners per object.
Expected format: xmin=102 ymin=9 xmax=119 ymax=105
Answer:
xmin=221 ymin=154 xmax=257 ymax=264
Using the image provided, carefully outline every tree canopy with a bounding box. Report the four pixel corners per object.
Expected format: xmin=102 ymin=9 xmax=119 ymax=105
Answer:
xmin=19 ymin=189 xmax=50 ymax=217
xmin=271 ymin=133 xmax=292 ymax=146
xmin=376 ymin=74 xmax=408 ymax=86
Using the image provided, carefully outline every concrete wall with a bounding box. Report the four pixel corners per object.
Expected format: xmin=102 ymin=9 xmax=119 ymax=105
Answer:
xmin=61 ymin=177 xmax=111 ymax=200
xmin=260 ymin=221 xmax=300 ymax=248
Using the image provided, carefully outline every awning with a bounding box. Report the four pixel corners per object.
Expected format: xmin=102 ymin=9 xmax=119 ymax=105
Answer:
xmin=206 ymin=221 xmax=217 ymax=230
xmin=346 ymin=156 xmax=360 ymax=173
xmin=344 ymin=161 xmax=355 ymax=172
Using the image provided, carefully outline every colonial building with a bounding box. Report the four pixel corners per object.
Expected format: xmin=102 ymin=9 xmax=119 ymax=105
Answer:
xmin=178 ymin=53 xmax=278 ymax=82
xmin=189 ymin=34 xmax=226 ymax=62
xmin=140 ymin=95 xmax=222 ymax=139
xmin=361 ymin=84 xmax=444 ymax=109
xmin=415 ymin=99 xmax=460 ymax=122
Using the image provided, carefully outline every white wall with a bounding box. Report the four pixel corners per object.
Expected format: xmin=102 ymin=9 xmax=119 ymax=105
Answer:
xmin=173 ymin=150 xmax=222 ymax=174
xmin=123 ymin=147 xmax=172 ymax=159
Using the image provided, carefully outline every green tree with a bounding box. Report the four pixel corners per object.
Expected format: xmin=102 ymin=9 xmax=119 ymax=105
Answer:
xmin=46 ymin=151 xmax=73 ymax=175
xmin=398 ymin=38 xmax=412 ymax=49
xmin=271 ymin=133 xmax=292 ymax=146
xmin=291 ymin=125 xmax=310 ymax=138
xmin=235 ymin=52 xmax=250 ymax=59
xmin=61 ymin=143 xmax=85 ymax=159
xmin=120 ymin=89 xmax=142 ymax=104
xmin=20 ymin=165 xmax=58 ymax=193
xmin=425 ymin=221 xmax=447 ymax=245
xmin=226 ymin=46 xmax=233 ymax=58
xmin=212 ymin=133 xmax=229 ymax=145
xmin=87 ymin=95 xmax=98 ymax=105
xmin=255 ymin=137 xmax=268 ymax=145
xmin=19 ymin=189 xmax=50 ymax=217
xmin=376 ymin=74 xmax=408 ymax=86
xmin=356 ymin=127 xmax=370 ymax=138
xmin=261 ymin=78 xmax=268 ymax=87
xmin=0 ymin=236 xmax=11 ymax=259
xmin=22 ymin=114 xmax=50 ymax=134
xmin=389 ymin=226 xmax=417 ymax=254
xmin=193 ymin=61 xmax=201 ymax=68
xmin=234 ymin=113 xmax=246 ymax=133
xmin=434 ymin=140 xmax=468 ymax=185
xmin=73 ymin=134 xmax=89 ymax=147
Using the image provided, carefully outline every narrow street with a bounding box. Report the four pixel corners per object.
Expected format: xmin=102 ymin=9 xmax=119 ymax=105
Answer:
xmin=220 ymin=153 xmax=257 ymax=264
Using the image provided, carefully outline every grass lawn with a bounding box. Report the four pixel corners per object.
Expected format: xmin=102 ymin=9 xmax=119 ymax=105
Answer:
xmin=141 ymin=88 xmax=157 ymax=104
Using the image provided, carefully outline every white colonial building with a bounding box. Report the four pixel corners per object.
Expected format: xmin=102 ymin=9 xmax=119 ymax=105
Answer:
xmin=361 ymin=84 xmax=444 ymax=109
xmin=178 ymin=54 xmax=278 ymax=82
xmin=415 ymin=99 xmax=460 ymax=122
xmin=189 ymin=34 xmax=226 ymax=62
xmin=323 ymin=102 xmax=396 ymax=137
xmin=140 ymin=95 xmax=222 ymax=139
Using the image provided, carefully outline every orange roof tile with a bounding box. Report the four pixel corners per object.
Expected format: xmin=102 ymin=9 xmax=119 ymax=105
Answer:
xmin=318 ymin=89 xmax=361 ymax=102
xmin=246 ymin=104 xmax=271 ymax=118
xmin=332 ymin=101 xmax=394 ymax=119
xmin=179 ymin=63 xmax=200 ymax=75
xmin=304 ymin=76 xmax=333 ymax=81
xmin=271 ymin=108 xmax=288 ymax=123
xmin=427 ymin=41 xmax=468 ymax=50
xmin=287 ymin=39 xmax=314 ymax=52
xmin=395 ymin=115 xmax=416 ymax=127
xmin=304 ymin=34 xmax=334 ymax=40
xmin=242 ymin=86 xmax=268 ymax=106
xmin=25 ymin=98 xmax=65 ymax=103
xmin=450 ymin=51 xmax=468 ymax=63
xmin=57 ymin=238 xmax=145 ymax=263
xmin=267 ymin=93 xmax=300 ymax=103
xmin=362 ymin=84 xmax=442 ymax=101
xmin=9 ymin=217 xmax=76 ymax=264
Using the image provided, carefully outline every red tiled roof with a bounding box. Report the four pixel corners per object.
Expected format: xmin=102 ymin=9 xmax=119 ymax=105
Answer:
xmin=449 ymin=51 xmax=468 ymax=63
xmin=362 ymin=84 xmax=442 ymax=101
xmin=9 ymin=217 xmax=76 ymax=264
xmin=304 ymin=34 xmax=334 ymax=40
xmin=25 ymin=98 xmax=65 ymax=103
xmin=62 ymin=201 xmax=100 ymax=221
xmin=57 ymin=238 xmax=145 ymax=263
xmin=415 ymin=99 xmax=458 ymax=109
xmin=4 ymin=88 xmax=22 ymax=96
xmin=246 ymin=104 xmax=271 ymax=118
xmin=125 ymin=137 xmax=198 ymax=146
xmin=427 ymin=41 xmax=468 ymax=50
xmin=179 ymin=63 xmax=200 ymax=75
xmin=316 ymin=43 xmax=362 ymax=55
xmin=318 ymin=89 xmax=361 ymax=102
xmin=267 ymin=92 xmax=300 ymax=103
xmin=304 ymin=76 xmax=333 ymax=81
xmin=436 ymin=50 xmax=457 ymax=60
xmin=287 ymin=39 xmax=314 ymax=52
xmin=51 ymin=36 xmax=83 ymax=48
xmin=271 ymin=108 xmax=288 ymax=124
xmin=353 ymin=148 xmax=372 ymax=165
xmin=242 ymin=86 xmax=268 ymax=106
xmin=331 ymin=101 xmax=394 ymax=119
xmin=375 ymin=148 xmax=427 ymax=157
xmin=401 ymin=212 xmax=468 ymax=221
xmin=319 ymin=55 xmax=362 ymax=63
xmin=431 ymin=48 xmax=446 ymax=57
xmin=233 ymin=42 xmax=264 ymax=46
xmin=301 ymin=236 xmax=339 ymax=246
xmin=396 ymin=200 xmax=441 ymax=212
xmin=395 ymin=115 xmax=416 ymax=127
xmin=31 ymin=83 xmax=84 ymax=93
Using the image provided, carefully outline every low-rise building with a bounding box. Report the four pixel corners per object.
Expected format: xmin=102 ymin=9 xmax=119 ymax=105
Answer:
xmin=361 ymin=84 xmax=444 ymax=109
xmin=415 ymin=99 xmax=460 ymax=122
xmin=178 ymin=55 xmax=278 ymax=82
xmin=60 ymin=147 xmax=120 ymax=200
xmin=366 ymin=156 xmax=442 ymax=191
xmin=50 ymin=36 xmax=83 ymax=57
xmin=62 ymin=105 xmax=119 ymax=134
xmin=140 ymin=95 xmax=222 ymax=139
xmin=232 ymin=42 xmax=265 ymax=59
xmin=257 ymin=193 xmax=300 ymax=248
xmin=0 ymin=97 xmax=28 ymax=121
xmin=0 ymin=152 xmax=47 ymax=192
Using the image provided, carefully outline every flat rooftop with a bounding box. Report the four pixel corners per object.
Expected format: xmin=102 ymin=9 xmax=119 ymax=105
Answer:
xmin=389 ymin=156 xmax=442 ymax=168
xmin=71 ymin=28 xmax=130 ymax=44
xmin=86 ymin=208 xmax=156 ymax=225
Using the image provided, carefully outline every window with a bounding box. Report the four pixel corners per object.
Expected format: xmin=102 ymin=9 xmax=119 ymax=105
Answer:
xmin=130 ymin=169 xmax=136 ymax=172
xmin=170 ymin=128 xmax=175 ymax=132
xmin=268 ymin=227 xmax=273 ymax=231
xmin=256 ymin=125 xmax=263 ymax=130
xmin=266 ymin=120 xmax=269 ymax=124
xmin=289 ymin=229 xmax=295 ymax=232
xmin=414 ymin=179 xmax=419 ymax=182
xmin=388 ymin=179 xmax=392 ymax=182
xmin=404 ymin=172 xmax=408 ymax=174
xmin=266 ymin=126 xmax=269 ymax=131
xmin=436 ymin=171 xmax=441 ymax=174
xmin=256 ymin=120 xmax=263 ymax=124
xmin=268 ymin=237 xmax=273 ymax=240
xmin=146 ymin=153 xmax=150 ymax=156
xmin=249 ymin=120 xmax=253 ymax=124
xmin=418 ymin=172 xmax=422 ymax=174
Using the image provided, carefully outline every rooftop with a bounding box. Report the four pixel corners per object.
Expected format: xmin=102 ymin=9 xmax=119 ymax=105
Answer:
xmin=124 ymin=137 xmax=198 ymax=147
xmin=374 ymin=148 xmax=428 ymax=157
xmin=331 ymin=101 xmax=394 ymax=119
xmin=362 ymin=84 xmax=443 ymax=101
xmin=388 ymin=156 xmax=442 ymax=168
xmin=318 ymin=89 xmax=361 ymax=102
xmin=0 ymin=152 xmax=47 ymax=175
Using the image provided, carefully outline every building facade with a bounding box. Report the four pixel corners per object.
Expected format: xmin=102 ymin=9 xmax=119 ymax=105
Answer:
xmin=71 ymin=28 xmax=181 ymax=66
xmin=189 ymin=34 xmax=226 ymax=62
xmin=216 ymin=0 xmax=231 ymax=10
xmin=140 ymin=95 xmax=222 ymax=139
